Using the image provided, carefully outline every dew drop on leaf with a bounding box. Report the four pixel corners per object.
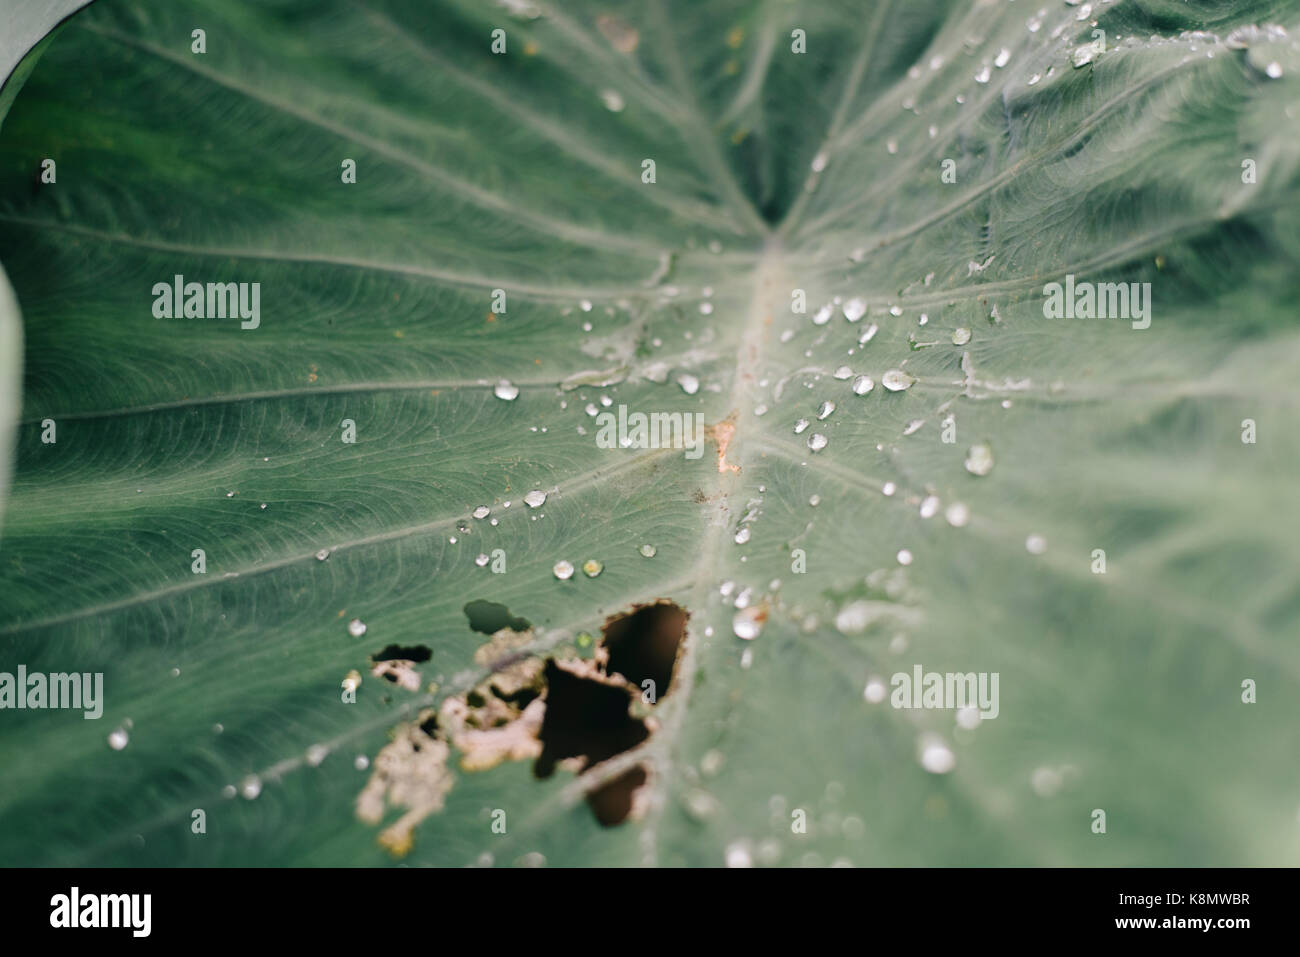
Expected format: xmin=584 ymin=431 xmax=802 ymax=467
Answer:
xmin=842 ymin=298 xmax=866 ymax=322
xmin=952 ymin=327 xmax=971 ymax=345
xmin=852 ymin=375 xmax=874 ymax=395
xmin=678 ymin=373 xmax=700 ymax=395
xmin=639 ymin=544 xmax=657 ymax=558
xmin=794 ymin=418 xmax=810 ymax=434
xmin=919 ymin=735 xmax=955 ymax=774
xmin=494 ymin=380 xmax=519 ymax=401
xmin=944 ymin=502 xmax=971 ymax=527
xmin=107 ymin=727 xmax=129 ymax=751
xmin=472 ymin=505 xmax=490 ymax=519
xmin=965 ymin=442 xmax=995 ymax=476
xmin=524 ymin=489 xmax=546 ymax=508
xmin=347 ymin=618 xmax=367 ymax=638
xmin=812 ymin=304 xmax=833 ymax=325
xmin=732 ymin=607 xmax=764 ymax=640
xmin=553 ymin=560 xmax=575 ymax=580
xmin=582 ymin=558 xmax=603 ymax=577
xmin=882 ymin=369 xmax=915 ymax=392
xmin=808 ymin=433 xmax=828 ymax=451
xmin=817 ymin=400 xmax=835 ymax=420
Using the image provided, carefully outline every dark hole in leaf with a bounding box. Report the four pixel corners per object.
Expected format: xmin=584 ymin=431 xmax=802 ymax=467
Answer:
xmin=463 ymin=599 xmax=531 ymax=635
xmin=372 ymin=643 xmax=432 ymax=663
xmin=600 ymin=600 xmax=688 ymax=699
xmin=587 ymin=766 xmax=649 ymax=827
xmin=534 ymin=660 xmax=650 ymax=825
xmin=535 ymin=662 xmax=649 ymax=777
xmin=418 ymin=714 xmax=439 ymax=737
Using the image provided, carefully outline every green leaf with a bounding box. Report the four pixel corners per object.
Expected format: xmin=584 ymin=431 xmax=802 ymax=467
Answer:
xmin=1 ymin=0 xmax=1298 ymax=866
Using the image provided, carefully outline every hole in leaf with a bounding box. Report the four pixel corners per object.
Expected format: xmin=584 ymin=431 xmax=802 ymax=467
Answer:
xmin=534 ymin=660 xmax=650 ymax=778
xmin=600 ymin=600 xmax=688 ymax=699
xmin=464 ymin=599 xmax=531 ymax=635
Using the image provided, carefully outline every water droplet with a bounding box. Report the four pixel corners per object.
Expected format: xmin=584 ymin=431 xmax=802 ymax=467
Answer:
xmin=108 ymin=727 xmax=129 ymax=751
xmin=1025 ymin=534 xmax=1047 ymax=555
xmin=347 ymin=618 xmax=367 ymax=638
xmin=863 ymin=677 xmax=887 ymax=703
xmin=964 ymin=442 xmax=994 ymax=476
xmin=952 ymin=327 xmax=971 ymax=345
xmin=639 ymin=544 xmax=657 ymax=558
xmin=473 ymin=505 xmax=490 ymax=519
xmin=1027 ymin=72 xmax=1042 ymax=85
xmin=851 ymin=375 xmax=874 ymax=395
xmin=494 ymin=380 xmax=519 ymax=401
xmin=882 ymin=369 xmax=915 ymax=392
xmin=1072 ymin=44 xmax=1097 ymax=68
xmin=817 ymin=400 xmax=836 ymax=420
xmin=896 ymin=549 xmax=914 ymax=566
xmin=580 ymin=300 xmax=593 ymax=312
xmin=902 ymin=419 xmax=924 ymax=436
xmin=809 ymin=494 xmax=821 ymax=506
xmin=812 ymin=304 xmax=833 ymax=325
xmin=919 ymin=735 xmax=955 ymax=774
xmin=315 ymin=548 xmax=330 ymax=561
xmin=475 ymin=553 xmax=490 ymax=567
xmin=734 ymin=527 xmax=751 ymax=545
xmin=974 ymin=65 xmax=991 ymax=83
xmin=240 ymin=775 xmax=263 ymax=800
xmin=994 ymin=47 xmax=1011 ymax=68
xmin=699 ymin=301 xmax=714 ymax=315
xmin=810 ymin=151 xmax=828 ymax=172
xmin=1266 ymin=61 xmax=1283 ymax=79
xmin=919 ymin=495 xmax=940 ymax=518
xmin=725 ymin=841 xmax=754 ymax=867
xmin=753 ymin=402 xmax=769 ymax=416
xmin=732 ymin=607 xmax=764 ymax=640
xmin=354 ymin=755 xmax=370 ymax=771
xmin=524 ymin=489 xmax=547 ymax=508
xmin=807 ymin=433 xmax=828 ymax=452
xmin=833 ymin=366 xmax=852 ymax=380
xmin=858 ymin=323 xmax=879 ymax=344
xmin=944 ymin=502 xmax=970 ymax=527
xmin=842 ymin=298 xmax=866 ymax=322
xmin=882 ymin=482 xmax=897 ymax=496
xmin=600 ymin=89 xmax=625 ymax=111
xmin=582 ymin=558 xmax=604 ymax=577
xmin=677 ymin=373 xmax=700 ymax=395
xmin=306 ymin=744 xmax=329 ymax=767
xmin=793 ymin=418 xmax=810 ymax=434
xmin=553 ymin=560 xmax=575 ymax=580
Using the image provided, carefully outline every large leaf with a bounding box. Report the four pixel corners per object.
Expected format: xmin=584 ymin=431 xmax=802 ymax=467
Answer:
xmin=1 ymin=0 xmax=1298 ymax=866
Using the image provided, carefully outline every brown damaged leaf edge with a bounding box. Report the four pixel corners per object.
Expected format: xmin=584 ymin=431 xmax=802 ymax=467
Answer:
xmin=357 ymin=600 xmax=689 ymax=856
